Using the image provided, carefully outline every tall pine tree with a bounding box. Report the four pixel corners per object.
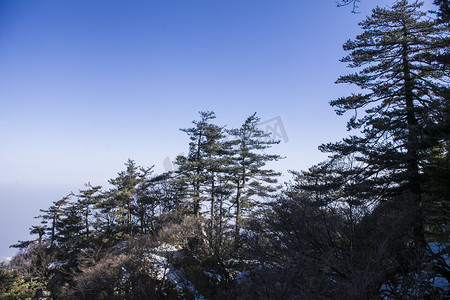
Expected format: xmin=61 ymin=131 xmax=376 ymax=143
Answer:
xmin=320 ymin=0 xmax=449 ymax=250
xmin=176 ymin=111 xmax=224 ymax=216
xmin=228 ymin=113 xmax=283 ymax=251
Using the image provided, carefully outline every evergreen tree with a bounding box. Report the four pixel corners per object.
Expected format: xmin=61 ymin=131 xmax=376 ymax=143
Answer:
xmin=201 ymin=118 xmax=231 ymax=235
xmin=227 ymin=113 xmax=283 ymax=251
xmin=320 ymin=0 xmax=449 ymax=250
xmin=107 ymin=159 xmax=152 ymax=236
xmin=132 ymin=166 xmax=157 ymax=234
xmin=29 ymin=225 xmax=46 ymax=246
xmin=76 ymin=183 xmax=102 ymax=241
xmin=38 ymin=195 xmax=71 ymax=248
xmin=54 ymin=200 xmax=84 ymax=251
xmin=422 ymin=142 xmax=450 ymax=241
xmin=176 ymin=111 xmax=224 ymax=215
xmin=94 ymin=189 xmax=117 ymax=241
xmin=434 ymin=0 xmax=450 ymax=22
xmin=148 ymin=172 xmax=188 ymax=214
xmin=108 ymin=159 xmax=140 ymax=235
xmin=0 ymin=262 xmax=41 ymax=299
xmin=289 ymin=156 xmax=373 ymax=269
xmin=291 ymin=156 xmax=369 ymax=227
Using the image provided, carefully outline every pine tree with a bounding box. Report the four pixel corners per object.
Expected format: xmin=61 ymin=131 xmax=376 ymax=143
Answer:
xmin=149 ymin=172 xmax=188 ymax=214
xmin=176 ymin=111 xmax=224 ymax=215
xmin=290 ymin=156 xmax=372 ymax=267
xmin=227 ymin=113 xmax=283 ymax=251
xmin=131 ymin=166 xmax=157 ymax=234
xmin=38 ymin=195 xmax=71 ymax=248
xmin=107 ymin=159 xmax=152 ymax=236
xmin=320 ymin=0 xmax=449 ymax=251
xmin=434 ymin=0 xmax=450 ymax=22
xmin=29 ymin=225 xmax=46 ymax=246
xmin=291 ymin=156 xmax=369 ymax=223
xmin=0 ymin=262 xmax=41 ymax=299
xmin=77 ymin=183 xmax=102 ymax=241
xmin=202 ymin=119 xmax=231 ymax=235
xmin=54 ymin=200 xmax=84 ymax=250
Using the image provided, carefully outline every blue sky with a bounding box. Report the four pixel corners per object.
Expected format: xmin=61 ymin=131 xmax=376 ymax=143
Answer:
xmin=0 ymin=0 xmax=437 ymax=260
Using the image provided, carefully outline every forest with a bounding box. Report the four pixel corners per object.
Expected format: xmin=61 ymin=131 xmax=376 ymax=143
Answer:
xmin=1 ymin=1 xmax=449 ymax=299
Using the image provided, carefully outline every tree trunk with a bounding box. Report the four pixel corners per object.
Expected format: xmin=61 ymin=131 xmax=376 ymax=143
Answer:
xmin=402 ymin=39 xmax=425 ymax=252
xmin=234 ymin=173 xmax=245 ymax=252
xmin=210 ymin=171 xmax=215 ymax=236
xmin=85 ymin=207 xmax=90 ymax=239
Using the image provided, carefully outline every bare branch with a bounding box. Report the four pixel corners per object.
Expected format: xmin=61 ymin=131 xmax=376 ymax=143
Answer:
xmin=336 ymin=0 xmax=361 ymax=13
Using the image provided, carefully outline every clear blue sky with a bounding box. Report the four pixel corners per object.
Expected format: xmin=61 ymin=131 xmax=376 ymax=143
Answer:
xmin=0 ymin=0 xmax=437 ymax=260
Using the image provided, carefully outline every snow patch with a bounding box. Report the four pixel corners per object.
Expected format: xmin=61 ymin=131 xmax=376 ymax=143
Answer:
xmin=48 ymin=260 xmax=69 ymax=270
xmin=144 ymin=243 xmax=206 ymax=300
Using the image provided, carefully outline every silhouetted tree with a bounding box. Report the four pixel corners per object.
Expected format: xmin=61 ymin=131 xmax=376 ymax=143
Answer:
xmin=176 ymin=111 xmax=223 ymax=215
xmin=227 ymin=113 xmax=283 ymax=251
xmin=320 ymin=0 xmax=449 ymax=252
